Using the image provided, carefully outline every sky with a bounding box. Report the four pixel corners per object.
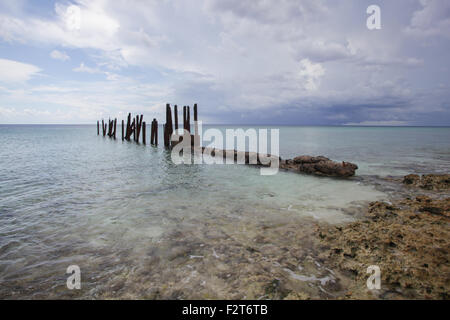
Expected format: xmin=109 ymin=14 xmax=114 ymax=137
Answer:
xmin=0 ymin=0 xmax=449 ymax=125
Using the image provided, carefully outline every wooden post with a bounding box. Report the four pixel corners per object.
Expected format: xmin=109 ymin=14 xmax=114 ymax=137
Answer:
xmin=132 ymin=118 xmax=136 ymax=141
xmin=174 ymin=105 xmax=178 ymax=131
xmin=126 ymin=113 xmax=131 ymax=141
xmin=187 ymin=106 xmax=191 ymax=133
xmin=135 ymin=115 xmax=138 ymax=142
xmin=113 ymin=118 xmax=117 ymax=139
xmin=164 ymin=110 xmax=167 ymax=147
xmin=168 ymin=104 xmax=173 ymax=147
xmin=194 ymin=103 xmax=198 ymax=122
xmin=194 ymin=103 xmax=199 ymax=146
xmin=163 ymin=124 xmax=166 ymax=147
xmin=97 ymin=121 xmax=99 ymax=135
xmin=137 ymin=114 xmax=143 ymax=142
xmin=122 ymin=120 xmax=124 ymax=141
xmin=155 ymin=120 xmax=158 ymax=146
xmin=164 ymin=103 xmax=173 ymax=148
xmin=142 ymin=121 xmax=146 ymax=144
xmin=150 ymin=119 xmax=155 ymax=145
xmin=102 ymin=120 xmax=105 ymax=136
xmin=183 ymin=106 xmax=187 ymax=131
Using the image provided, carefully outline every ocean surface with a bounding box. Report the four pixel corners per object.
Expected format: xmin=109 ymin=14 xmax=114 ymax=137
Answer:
xmin=0 ymin=125 xmax=449 ymax=299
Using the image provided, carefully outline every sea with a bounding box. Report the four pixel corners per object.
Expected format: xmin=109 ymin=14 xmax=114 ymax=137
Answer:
xmin=0 ymin=125 xmax=449 ymax=299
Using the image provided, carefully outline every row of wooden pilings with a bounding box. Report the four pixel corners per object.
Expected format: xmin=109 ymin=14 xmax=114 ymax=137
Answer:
xmin=97 ymin=103 xmax=198 ymax=148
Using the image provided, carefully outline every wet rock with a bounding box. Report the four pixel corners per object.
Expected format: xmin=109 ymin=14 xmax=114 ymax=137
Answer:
xmin=403 ymin=174 xmax=450 ymax=190
xmin=318 ymin=190 xmax=450 ymax=299
xmin=282 ymin=155 xmax=358 ymax=178
xmin=283 ymin=291 xmax=310 ymax=300
xmin=403 ymin=174 xmax=420 ymax=185
xmin=293 ymin=156 xmax=329 ymax=164
xmin=419 ymin=206 xmax=443 ymax=215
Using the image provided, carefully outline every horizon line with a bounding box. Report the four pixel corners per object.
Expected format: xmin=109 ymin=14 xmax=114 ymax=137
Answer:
xmin=1 ymin=123 xmax=450 ymax=128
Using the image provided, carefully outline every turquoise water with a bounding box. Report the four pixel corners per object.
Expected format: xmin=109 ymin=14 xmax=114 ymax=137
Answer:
xmin=0 ymin=125 xmax=449 ymax=299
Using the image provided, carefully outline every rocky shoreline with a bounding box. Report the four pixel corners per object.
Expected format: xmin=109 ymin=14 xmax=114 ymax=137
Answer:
xmin=317 ymin=174 xmax=450 ymax=299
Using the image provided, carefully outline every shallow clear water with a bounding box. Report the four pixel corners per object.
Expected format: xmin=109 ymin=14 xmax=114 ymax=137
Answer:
xmin=0 ymin=125 xmax=449 ymax=299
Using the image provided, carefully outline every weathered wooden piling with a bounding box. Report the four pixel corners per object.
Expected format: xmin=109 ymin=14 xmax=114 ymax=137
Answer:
xmin=111 ymin=119 xmax=114 ymax=138
xmin=150 ymin=119 xmax=155 ymax=145
xmin=194 ymin=104 xmax=198 ymax=122
xmin=102 ymin=119 xmax=106 ymax=136
xmin=153 ymin=120 xmax=156 ymax=145
xmin=122 ymin=120 xmax=124 ymax=141
xmin=163 ymin=124 xmax=167 ymax=147
xmin=183 ymin=106 xmax=187 ymax=131
xmin=113 ymin=118 xmax=117 ymax=139
xmin=187 ymin=106 xmax=191 ymax=133
xmin=164 ymin=104 xmax=173 ymax=148
xmin=142 ymin=121 xmax=146 ymax=144
xmin=137 ymin=114 xmax=143 ymax=143
xmin=126 ymin=113 xmax=131 ymax=141
xmin=194 ymin=103 xmax=198 ymax=136
xmin=174 ymin=105 xmax=179 ymax=131
xmin=134 ymin=115 xmax=138 ymax=142
xmin=100 ymin=103 xmax=196 ymax=148
xmin=193 ymin=103 xmax=199 ymax=147
xmin=154 ymin=119 xmax=158 ymax=146
xmin=151 ymin=118 xmax=159 ymax=146
xmin=168 ymin=106 xmax=173 ymax=138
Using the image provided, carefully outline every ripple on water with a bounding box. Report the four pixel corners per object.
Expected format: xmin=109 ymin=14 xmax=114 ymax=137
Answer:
xmin=1 ymin=125 xmax=449 ymax=298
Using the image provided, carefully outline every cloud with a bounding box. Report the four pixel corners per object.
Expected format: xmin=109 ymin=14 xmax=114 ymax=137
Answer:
xmin=0 ymin=58 xmax=41 ymax=82
xmin=0 ymin=0 xmax=449 ymax=125
xmin=73 ymin=62 xmax=101 ymax=74
xmin=405 ymin=0 xmax=450 ymax=39
xmin=50 ymin=49 xmax=70 ymax=61
xmin=298 ymin=59 xmax=325 ymax=91
xmin=72 ymin=62 xmax=120 ymax=82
